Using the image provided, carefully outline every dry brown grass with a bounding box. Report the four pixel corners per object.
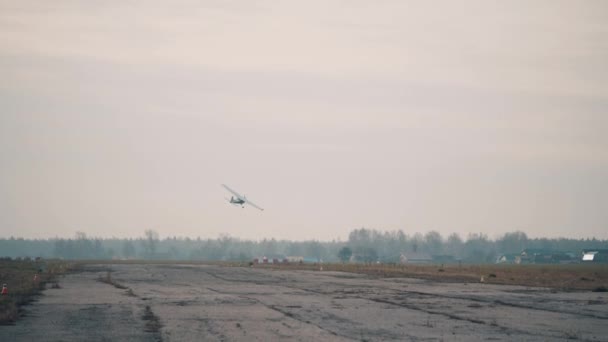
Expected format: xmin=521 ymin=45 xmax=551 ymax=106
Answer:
xmin=254 ymin=262 xmax=608 ymax=290
xmin=74 ymin=259 xmax=608 ymax=291
xmin=0 ymin=299 xmax=17 ymax=324
xmin=0 ymin=259 xmax=72 ymax=324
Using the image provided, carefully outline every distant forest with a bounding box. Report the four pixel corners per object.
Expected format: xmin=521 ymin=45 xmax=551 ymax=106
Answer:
xmin=1 ymin=229 xmax=607 ymax=263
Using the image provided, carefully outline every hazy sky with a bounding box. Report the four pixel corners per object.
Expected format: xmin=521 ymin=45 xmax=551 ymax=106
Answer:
xmin=1 ymin=1 xmax=607 ymax=240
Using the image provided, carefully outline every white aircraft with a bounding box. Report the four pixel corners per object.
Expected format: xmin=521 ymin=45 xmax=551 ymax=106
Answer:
xmin=221 ymin=184 xmax=264 ymax=211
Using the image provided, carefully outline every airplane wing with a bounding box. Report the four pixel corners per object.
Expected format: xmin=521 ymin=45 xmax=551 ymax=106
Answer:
xmin=221 ymin=184 xmax=243 ymax=199
xmin=245 ymin=199 xmax=264 ymax=211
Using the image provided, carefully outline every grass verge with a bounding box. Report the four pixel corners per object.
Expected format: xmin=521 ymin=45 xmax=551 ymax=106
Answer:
xmin=252 ymin=262 xmax=608 ymax=291
xmin=73 ymin=259 xmax=608 ymax=291
xmin=0 ymin=258 xmax=72 ymax=325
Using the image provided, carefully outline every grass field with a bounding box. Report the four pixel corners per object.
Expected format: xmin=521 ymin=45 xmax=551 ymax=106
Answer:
xmin=0 ymin=259 xmax=71 ymax=324
xmin=253 ymin=262 xmax=608 ymax=291
xmin=76 ymin=259 xmax=608 ymax=291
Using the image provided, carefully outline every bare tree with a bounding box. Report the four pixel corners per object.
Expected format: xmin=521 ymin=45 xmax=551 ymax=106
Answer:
xmin=142 ymin=230 xmax=159 ymax=258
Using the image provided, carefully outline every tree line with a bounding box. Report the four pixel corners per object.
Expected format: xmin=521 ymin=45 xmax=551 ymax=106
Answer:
xmin=1 ymin=228 xmax=607 ymax=263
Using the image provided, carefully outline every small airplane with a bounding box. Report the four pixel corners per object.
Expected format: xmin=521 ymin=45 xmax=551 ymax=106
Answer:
xmin=221 ymin=184 xmax=264 ymax=211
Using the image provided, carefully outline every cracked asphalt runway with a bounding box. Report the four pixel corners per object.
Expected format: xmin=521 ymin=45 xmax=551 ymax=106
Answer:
xmin=1 ymin=264 xmax=607 ymax=341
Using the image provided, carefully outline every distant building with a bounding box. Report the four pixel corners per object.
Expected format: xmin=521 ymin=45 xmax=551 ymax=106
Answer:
xmin=286 ymin=256 xmax=304 ymax=263
xmin=518 ymin=249 xmax=576 ymax=264
xmin=581 ymin=249 xmax=608 ymax=263
xmin=432 ymin=255 xmax=458 ymax=264
xmin=519 ymin=249 xmax=546 ymax=264
xmin=254 ymin=254 xmax=287 ymax=264
xmin=496 ymin=253 xmax=519 ymax=264
xmin=399 ymin=252 xmax=432 ymax=264
xmin=302 ymin=257 xmax=321 ymax=263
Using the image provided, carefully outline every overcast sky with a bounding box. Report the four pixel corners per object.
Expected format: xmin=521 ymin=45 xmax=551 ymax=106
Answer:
xmin=1 ymin=1 xmax=607 ymax=240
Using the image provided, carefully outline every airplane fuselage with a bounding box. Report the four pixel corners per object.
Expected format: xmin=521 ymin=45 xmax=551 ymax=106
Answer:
xmin=222 ymin=184 xmax=263 ymax=210
xmin=230 ymin=196 xmax=245 ymax=206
